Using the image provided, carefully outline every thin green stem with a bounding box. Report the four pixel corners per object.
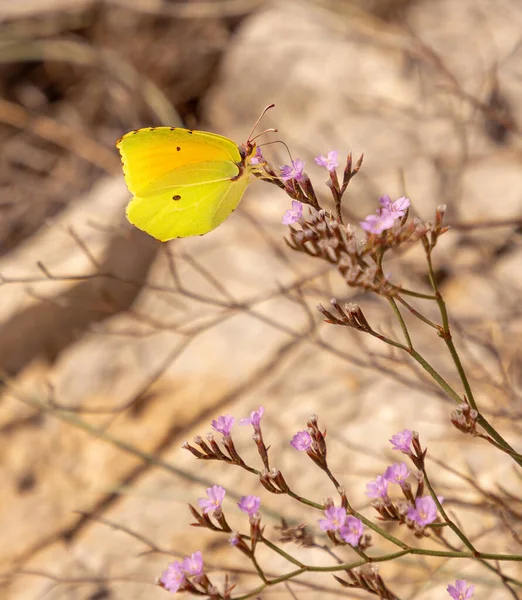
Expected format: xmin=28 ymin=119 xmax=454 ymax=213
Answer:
xmin=286 ymin=490 xmax=324 ymax=510
xmin=422 ymin=468 xmax=477 ymax=554
xmin=323 ymin=466 xmax=343 ymax=493
xmin=425 ymin=247 xmax=522 ymax=465
xmin=286 ymin=473 xmax=408 ymax=550
xmin=366 ymin=307 xmax=465 ymax=404
xmin=389 ymin=285 xmax=438 ymax=300
xmin=387 ymin=297 xmax=413 ymax=349
xmin=261 ymin=536 xmax=305 ymax=568
xmin=408 ymin=348 xmax=463 ymax=404
xmin=396 ymin=295 xmax=440 ymax=330
xmin=352 ymin=512 xmax=409 ymax=550
xmin=251 ymin=554 xmax=269 ymax=584
xmin=367 ymin=328 xmax=410 ymax=351
xmin=477 ymin=433 xmax=522 ymax=461
xmin=408 ymin=549 xmax=522 ymax=560
xmin=231 ymin=547 xmax=522 ymax=600
xmin=475 ymin=415 xmax=522 ymax=465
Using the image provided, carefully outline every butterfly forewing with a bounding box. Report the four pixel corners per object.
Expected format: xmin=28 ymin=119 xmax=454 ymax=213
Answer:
xmin=117 ymin=128 xmax=243 ymax=195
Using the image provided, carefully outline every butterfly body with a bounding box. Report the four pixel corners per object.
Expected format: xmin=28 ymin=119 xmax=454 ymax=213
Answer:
xmin=116 ymin=127 xmax=260 ymax=241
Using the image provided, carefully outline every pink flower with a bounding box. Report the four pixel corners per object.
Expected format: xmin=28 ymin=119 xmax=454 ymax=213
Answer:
xmin=360 ymin=194 xmax=411 ymax=235
xmin=197 ymin=485 xmax=226 ymax=514
xmin=318 ymin=506 xmax=347 ymax=532
xmin=290 ymin=430 xmax=312 ymax=451
xmin=366 ymin=475 xmax=389 ymax=499
xmin=407 ymin=496 xmax=442 ymax=527
xmin=160 ymin=560 xmax=185 ymax=593
xmin=360 ymin=212 xmax=396 ymax=234
xmin=280 ymin=159 xmax=305 ymax=182
xmin=390 ymin=429 xmax=413 ymax=453
xmin=240 ymin=406 xmax=264 ymax=430
xmin=250 ymin=147 xmax=265 ymax=165
xmin=384 ymin=462 xmax=410 ymax=486
xmin=447 ymin=579 xmax=475 ymax=599
xmin=182 ymin=551 xmax=204 ymax=577
xmin=282 ymin=200 xmax=303 ymax=225
xmin=238 ymin=495 xmax=261 ymax=515
xmin=314 ymin=150 xmax=339 ymax=171
xmin=339 ymin=516 xmax=364 ymax=547
xmin=211 ymin=414 xmax=235 ymax=436
xmin=379 ymin=194 xmax=410 ymax=218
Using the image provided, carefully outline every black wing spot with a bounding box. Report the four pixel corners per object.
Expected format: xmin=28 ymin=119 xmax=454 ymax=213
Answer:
xmin=172 ymin=195 xmax=181 ymax=201
xmin=170 ymin=127 xmax=176 ymax=131
xmin=187 ymin=130 xmax=193 ymax=135
xmin=176 ymin=146 xmax=181 ymax=151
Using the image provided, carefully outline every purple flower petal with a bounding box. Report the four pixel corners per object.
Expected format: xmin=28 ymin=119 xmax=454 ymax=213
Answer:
xmin=360 ymin=212 xmax=395 ymax=234
xmin=366 ymin=475 xmax=389 ymax=499
xmin=389 ymin=429 xmax=413 ymax=453
xmin=211 ymin=414 xmax=235 ymax=437
xmin=407 ymin=495 xmax=441 ymax=527
xmin=250 ymin=146 xmax=265 ymax=165
xmin=182 ymin=551 xmax=204 ymax=577
xmin=282 ymin=200 xmax=303 ymax=225
xmin=280 ymin=159 xmax=305 ymax=182
xmin=314 ymin=150 xmax=339 ymax=172
xmin=290 ymin=430 xmax=312 ymax=451
xmin=197 ymin=485 xmax=226 ymax=514
xmin=447 ymin=579 xmax=475 ymax=599
xmin=391 ymin=196 xmax=410 ymax=215
xmin=383 ymin=462 xmax=411 ymax=485
xmin=160 ymin=560 xmax=185 ymax=593
xmin=239 ymin=406 xmax=264 ymax=429
xmin=379 ymin=194 xmax=410 ymax=219
xmin=318 ymin=506 xmax=347 ymax=532
xmin=339 ymin=516 xmax=364 ymax=547
xmin=238 ymin=495 xmax=261 ymax=515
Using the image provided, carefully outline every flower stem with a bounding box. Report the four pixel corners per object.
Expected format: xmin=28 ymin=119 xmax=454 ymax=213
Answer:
xmin=424 ymin=246 xmax=522 ymax=465
xmin=396 ymin=295 xmax=440 ymax=329
xmin=422 ymin=467 xmax=477 ymax=554
xmin=387 ymin=297 xmax=413 ymax=349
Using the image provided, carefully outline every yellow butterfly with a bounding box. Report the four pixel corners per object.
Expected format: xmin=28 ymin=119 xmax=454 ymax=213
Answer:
xmin=116 ymin=109 xmax=273 ymax=241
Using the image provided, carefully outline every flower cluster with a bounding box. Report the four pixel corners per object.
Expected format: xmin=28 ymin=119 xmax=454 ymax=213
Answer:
xmin=362 ymin=430 xmax=444 ymax=533
xmin=279 ymin=149 xmax=339 ymax=191
xmin=276 ymin=153 xmax=444 ymax=312
xmin=318 ymin=505 xmax=365 ymax=547
xmin=178 ymin=408 xmax=474 ymax=599
xmin=197 ymin=484 xmax=261 ymax=518
xmin=152 ymin=136 xmax=493 ymax=599
xmin=360 ymin=194 xmax=410 ymax=235
xmin=159 ymin=551 xmax=204 ymax=594
xmin=289 ymin=415 xmax=328 ymax=470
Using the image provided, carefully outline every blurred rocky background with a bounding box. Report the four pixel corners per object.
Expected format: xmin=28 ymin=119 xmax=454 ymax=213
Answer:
xmin=0 ymin=0 xmax=521 ymax=599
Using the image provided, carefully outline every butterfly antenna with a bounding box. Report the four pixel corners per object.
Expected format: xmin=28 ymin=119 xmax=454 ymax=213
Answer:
xmin=247 ymin=103 xmax=276 ymax=142
xmin=250 ymin=127 xmax=278 ymax=143
xmin=258 ymin=139 xmax=294 ymax=162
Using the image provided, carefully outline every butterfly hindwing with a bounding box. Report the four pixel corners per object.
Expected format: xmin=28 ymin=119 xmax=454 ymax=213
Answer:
xmin=126 ymin=160 xmax=249 ymax=240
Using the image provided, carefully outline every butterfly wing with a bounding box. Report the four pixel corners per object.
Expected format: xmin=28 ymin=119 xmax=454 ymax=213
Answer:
xmin=116 ymin=127 xmax=243 ymax=195
xmin=126 ymin=160 xmax=249 ymax=240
